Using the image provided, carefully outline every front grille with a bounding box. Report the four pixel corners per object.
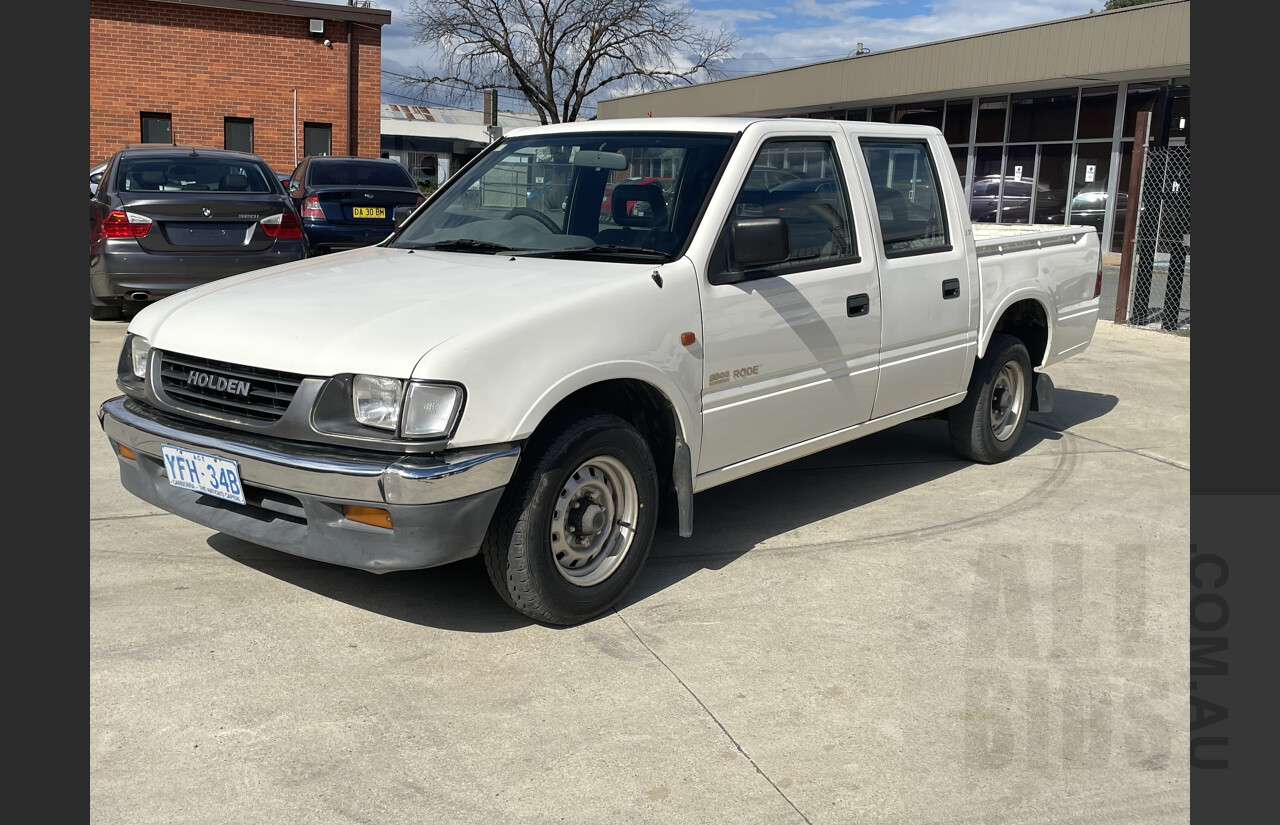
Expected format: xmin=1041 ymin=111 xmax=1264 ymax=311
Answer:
xmin=158 ymin=350 xmax=306 ymax=422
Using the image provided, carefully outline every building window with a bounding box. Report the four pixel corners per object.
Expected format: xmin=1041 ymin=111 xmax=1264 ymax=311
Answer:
xmin=894 ymin=101 xmax=943 ymax=130
xmin=1076 ymin=86 xmax=1118 ymax=140
xmin=975 ymin=97 xmax=1007 ymax=144
xmin=140 ymin=112 xmax=171 ymax=144
xmin=225 ymin=118 xmax=254 ymax=152
xmin=1009 ymin=88 xmax=1077 ymax=143
xmin=943 ymin=100 xmax=973 ymax=145
xmin=304 ymin=123 xmax=332 ymax=157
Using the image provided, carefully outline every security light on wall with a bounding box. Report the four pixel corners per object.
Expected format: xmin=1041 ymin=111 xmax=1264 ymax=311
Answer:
xmin=309 ymin=19 xmax=324 ymax=35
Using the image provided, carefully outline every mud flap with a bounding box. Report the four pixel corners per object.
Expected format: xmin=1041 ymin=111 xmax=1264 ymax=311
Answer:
xmin=1031 ymin=373 xmax=1054 ymax=413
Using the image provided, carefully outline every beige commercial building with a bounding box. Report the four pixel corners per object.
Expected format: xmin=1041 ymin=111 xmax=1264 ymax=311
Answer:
xmin=598 ymin=0 xmax=1191 ymax=254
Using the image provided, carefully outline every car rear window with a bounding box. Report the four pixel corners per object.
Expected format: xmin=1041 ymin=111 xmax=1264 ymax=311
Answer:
xmin=308 ymin=160 xmax=415 ymax=188
xmin=118 ymin=156 xmax=276 ymax=193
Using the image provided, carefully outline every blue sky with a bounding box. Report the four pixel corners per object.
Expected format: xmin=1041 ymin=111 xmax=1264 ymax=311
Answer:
xmin=312 ymin=0 xmax=1101 ymax=113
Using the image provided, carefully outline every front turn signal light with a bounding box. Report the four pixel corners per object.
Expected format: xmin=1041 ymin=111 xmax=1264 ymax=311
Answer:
xmin=343 ymin=506 xmax=393 ymax=529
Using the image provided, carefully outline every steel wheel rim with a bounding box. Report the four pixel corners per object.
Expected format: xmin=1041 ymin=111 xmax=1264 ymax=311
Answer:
xmin=549 ymin=455 xmax=638 ymax=587
xmin=989 ymin=361 xmax=1027 ymax=442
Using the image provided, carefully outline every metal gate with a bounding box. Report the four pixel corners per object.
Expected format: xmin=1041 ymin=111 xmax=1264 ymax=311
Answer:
xmin=1123 ymin=145 xmax=1190 ymax=332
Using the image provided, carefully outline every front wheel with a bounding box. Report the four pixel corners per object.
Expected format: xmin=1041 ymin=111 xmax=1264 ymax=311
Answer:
xmin=949 ymin=333 xmax=1032 ymax=463
xmin=482 ymin=411 xmax=659 ymax=625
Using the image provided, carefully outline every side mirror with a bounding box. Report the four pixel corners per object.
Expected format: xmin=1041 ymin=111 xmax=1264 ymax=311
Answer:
xmin=732 ymin=217 xmax=789 ymax=269
xmin=709 ymin=218 xmax=790 ymax=285
xmin=394 ymin=205 xmax=416 ymax=228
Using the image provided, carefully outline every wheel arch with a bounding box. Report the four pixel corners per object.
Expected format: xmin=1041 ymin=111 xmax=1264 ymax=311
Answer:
xmin=518 ymin=377 xmax=694 ymax=538
xmin=985 ymin=296 xmax=1050 ymax=368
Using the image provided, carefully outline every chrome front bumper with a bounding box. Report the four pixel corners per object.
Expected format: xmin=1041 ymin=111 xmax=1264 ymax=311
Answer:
xmin=98 ymin=395 xmax=520 ymax=572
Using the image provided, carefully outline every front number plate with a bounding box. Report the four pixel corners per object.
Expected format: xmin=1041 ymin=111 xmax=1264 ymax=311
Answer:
xmin=352 ymin=207 xmax=385 ymax=219
xmin=161 ymin=445 xmax=247 ymax=505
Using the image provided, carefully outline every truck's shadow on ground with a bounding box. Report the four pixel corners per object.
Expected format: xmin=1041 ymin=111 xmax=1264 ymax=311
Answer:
xmin=207 ymin=388 xmax=1117 ymax=632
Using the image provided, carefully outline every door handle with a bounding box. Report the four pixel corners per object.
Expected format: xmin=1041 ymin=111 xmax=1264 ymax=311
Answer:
xmin=847 ymin=293 xmax=869 ymax=317
xmin=942 ymin=278 xmax=961 ymax=299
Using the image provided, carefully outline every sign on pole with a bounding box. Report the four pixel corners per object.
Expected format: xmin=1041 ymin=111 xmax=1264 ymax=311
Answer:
xmin=483 ymin=89 xmax=498 ymax=126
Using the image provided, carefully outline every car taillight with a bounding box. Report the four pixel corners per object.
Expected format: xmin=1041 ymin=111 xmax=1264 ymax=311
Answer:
xmin=261 ymin=211 xmax=303 ymax=239
xmin=415 ymin=195 xmax=426 ymax=207
xmin=1095 ymin=260 xmax=1103 ymax=297
xmin=301 ymin=195 xmax=324 ymax=220
xmin=101 ymin=210 xmax=152 ymax=239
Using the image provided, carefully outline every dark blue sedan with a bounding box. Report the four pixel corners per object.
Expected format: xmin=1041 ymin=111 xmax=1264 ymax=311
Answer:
xmin=286 ymin=157 xmax=426 ymax=255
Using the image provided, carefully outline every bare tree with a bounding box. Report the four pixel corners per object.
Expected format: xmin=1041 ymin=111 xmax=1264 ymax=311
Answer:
xmin=398 ymin=0 xmax=739 ymax=123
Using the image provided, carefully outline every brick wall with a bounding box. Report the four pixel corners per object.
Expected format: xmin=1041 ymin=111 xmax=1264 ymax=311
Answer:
xmin=89 ymin=0 xmax=384 ymax=175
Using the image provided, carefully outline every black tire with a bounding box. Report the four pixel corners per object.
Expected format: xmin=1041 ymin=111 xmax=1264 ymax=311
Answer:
xmin=90 ymin=301 xmax=124 ymax=321
xmin=949 ymin=333 xmax=1032 ymax=464
xmin=482 ymin=411 xmax=659 ymax=625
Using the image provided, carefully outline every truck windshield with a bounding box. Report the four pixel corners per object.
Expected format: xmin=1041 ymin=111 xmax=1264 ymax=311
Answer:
xmin=388 ymin=131 xmax=736 ymax=261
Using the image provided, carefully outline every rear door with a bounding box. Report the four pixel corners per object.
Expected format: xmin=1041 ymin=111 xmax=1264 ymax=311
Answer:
xmin=853 ymin=132 xmax=975 ymax=418
xmin=696 ymin=127 xmax=883 ymax=474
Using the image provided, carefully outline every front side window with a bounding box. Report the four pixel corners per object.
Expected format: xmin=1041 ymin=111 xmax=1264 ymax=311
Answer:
xmin=859 ymin=138 xmax=949 ymax=257
xmin=713 ymin=138 xmax=858 ymax=280
xmin=140 ymin=112 xmax=171 ymax=144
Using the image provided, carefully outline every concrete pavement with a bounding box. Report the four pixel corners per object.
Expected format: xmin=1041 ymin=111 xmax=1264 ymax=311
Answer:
xmin=90 ymin=315 xmax=1190 ymax=825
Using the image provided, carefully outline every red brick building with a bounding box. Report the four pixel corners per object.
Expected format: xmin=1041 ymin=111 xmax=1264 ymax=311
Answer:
xmin=89 ymin=0 xmax=391 ymax=176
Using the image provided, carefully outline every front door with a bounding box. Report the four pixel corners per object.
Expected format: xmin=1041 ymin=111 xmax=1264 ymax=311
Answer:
xmin=697 ymin=133 xmax=883 ymax=475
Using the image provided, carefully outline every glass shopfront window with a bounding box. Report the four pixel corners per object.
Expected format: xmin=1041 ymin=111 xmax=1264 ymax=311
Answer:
xmin=1009 ymin=89 xmax=1077 ymax=143
xmin=944 ymin=99 xmax=973 ymax=145
xmin=798 ymin=78 xmax=1187 ymax=254
xmin=1077 ymin=86 xmax=1119 ymax=140
xmin=895 ymin=101 xmax=943 ymax=130
xmin=975 ymin=97 xmax=1007 ymax=144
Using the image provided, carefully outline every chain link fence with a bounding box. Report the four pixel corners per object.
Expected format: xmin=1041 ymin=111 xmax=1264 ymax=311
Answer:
xmin=1123 ymin=146 xmax=1190 ymax=333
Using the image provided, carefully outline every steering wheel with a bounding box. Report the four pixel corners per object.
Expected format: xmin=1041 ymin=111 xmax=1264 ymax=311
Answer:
xmin=503 ymin=207 xmax=561 ymax=233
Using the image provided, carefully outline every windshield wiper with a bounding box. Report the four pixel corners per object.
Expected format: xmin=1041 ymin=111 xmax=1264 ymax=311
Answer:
xmin=518 ymin=244 xmax=669 ymax=259
xmin=406 ymin=239 xmax=514 ymax=254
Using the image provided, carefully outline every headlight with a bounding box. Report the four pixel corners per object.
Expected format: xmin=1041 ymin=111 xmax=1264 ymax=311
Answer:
xmin=127 ymin=335 xmax=151 ymax=379
xmin=352 ymin=376 xmax=463 ymax=438
xmin=352 ymin=375 xmax=403 ymax=430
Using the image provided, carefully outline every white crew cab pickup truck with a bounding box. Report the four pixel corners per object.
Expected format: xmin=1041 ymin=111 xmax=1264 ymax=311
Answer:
xmin=99 ymin=117 xmax=1101 ymax=625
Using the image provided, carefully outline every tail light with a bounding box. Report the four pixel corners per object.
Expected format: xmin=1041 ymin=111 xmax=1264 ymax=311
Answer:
xmin=1095 ymin=260 xmax=1103 ymax=297
xmin=261 ymin=211 xmax=303 ymax=239
xmin=415 ymin=195 xmax=426 ymax=207
xmin=300 ymin=195 xmax=324 ymax=220
xmin=101 ymin=210 xmax=152 ymax=239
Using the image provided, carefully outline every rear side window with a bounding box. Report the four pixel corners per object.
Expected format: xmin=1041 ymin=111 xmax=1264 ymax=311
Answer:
xmin=859 ymin=138 xmax=949 ymax=257
xmin=308 ymin=160 xmax=415 ymax=188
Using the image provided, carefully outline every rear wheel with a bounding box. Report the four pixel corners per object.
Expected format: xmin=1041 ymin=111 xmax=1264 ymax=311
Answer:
xmin=949 ymin=333 xmax=1032 ymax=463
xmin=482 ymin=411 xmax=658 ymax=626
